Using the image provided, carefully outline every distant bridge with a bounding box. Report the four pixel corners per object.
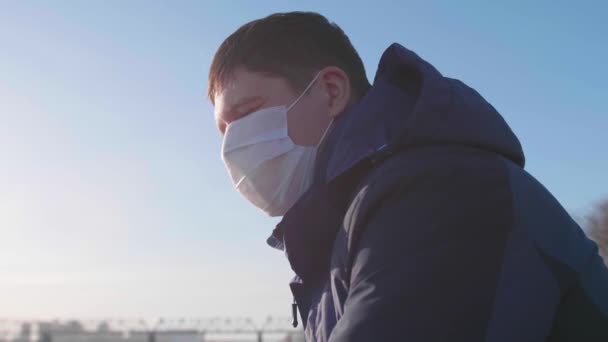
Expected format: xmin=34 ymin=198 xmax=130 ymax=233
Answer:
xmin=0 ymin=317 xmax=304 ymax=342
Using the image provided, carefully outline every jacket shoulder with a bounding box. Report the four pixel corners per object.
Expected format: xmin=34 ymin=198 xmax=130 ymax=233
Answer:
xmin=333 ymin=145 xmax=514 ymax=272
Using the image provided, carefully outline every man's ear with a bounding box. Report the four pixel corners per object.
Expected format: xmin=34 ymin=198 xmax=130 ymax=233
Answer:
xmin=318 ymin=66 xmax=352 ymax=119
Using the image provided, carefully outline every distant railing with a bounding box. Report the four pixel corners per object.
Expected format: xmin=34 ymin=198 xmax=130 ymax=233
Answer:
xmin=0 ymin=317 xmax=304 ymax=342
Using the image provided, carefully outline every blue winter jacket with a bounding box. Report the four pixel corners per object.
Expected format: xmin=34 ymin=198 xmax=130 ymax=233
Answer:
xmin=267 ymin=43 xmax=608 ymax=341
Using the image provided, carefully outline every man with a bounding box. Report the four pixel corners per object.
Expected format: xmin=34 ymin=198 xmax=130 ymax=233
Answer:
xmin=208 ymin=12 xmax=608 ymax=341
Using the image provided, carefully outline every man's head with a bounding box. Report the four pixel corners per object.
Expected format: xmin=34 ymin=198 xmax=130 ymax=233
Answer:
xmin=209 ymin=11 xmax=370 ymax=146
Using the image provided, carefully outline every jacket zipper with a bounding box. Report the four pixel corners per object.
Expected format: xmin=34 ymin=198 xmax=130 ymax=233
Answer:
xmin=292 ymin=297 xmax=299 ymax=328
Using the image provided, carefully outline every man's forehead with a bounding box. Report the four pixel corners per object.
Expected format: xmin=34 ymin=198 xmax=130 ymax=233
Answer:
xmin=213 ymin=72 xmax=266 ymax=124
xmin=215 ymin=79 xmax=251 ymax=114
xmin=216 ymin=76 xmax=246 ymax=105
xmin=215 ymin=70 xmax=261 ymax=107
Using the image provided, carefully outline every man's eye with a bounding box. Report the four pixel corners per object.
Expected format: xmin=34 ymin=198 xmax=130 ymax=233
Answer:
xmin=240 ymin=104 xmax=263 ymax=118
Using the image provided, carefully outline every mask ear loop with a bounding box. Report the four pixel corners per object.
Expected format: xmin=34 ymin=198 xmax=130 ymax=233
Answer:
xmin=286 ymin=71 xmax=334 ymax=147
xmin=316 ymin=117 xmax=334 ymax=147
xmin=286 ymin=71 xmax=334 ymax=148
xmin=287 ymin=71 xmax=322 ymax=111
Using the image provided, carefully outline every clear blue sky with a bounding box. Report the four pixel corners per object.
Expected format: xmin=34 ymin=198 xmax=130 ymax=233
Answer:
xmin=1 ymin=0 xmax=606 ymax=322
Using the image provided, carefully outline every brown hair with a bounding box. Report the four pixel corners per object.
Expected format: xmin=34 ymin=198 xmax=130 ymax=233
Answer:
xmin=208 ymin=12 xmax=370 ymax=104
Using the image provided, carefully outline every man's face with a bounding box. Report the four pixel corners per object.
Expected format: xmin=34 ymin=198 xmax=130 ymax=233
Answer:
xmin=214 ymin=67 xmax=334 ymax=146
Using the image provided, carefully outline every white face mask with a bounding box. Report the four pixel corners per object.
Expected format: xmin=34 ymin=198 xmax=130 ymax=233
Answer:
xmin=221 ymin=73 xmax=331 ymax=216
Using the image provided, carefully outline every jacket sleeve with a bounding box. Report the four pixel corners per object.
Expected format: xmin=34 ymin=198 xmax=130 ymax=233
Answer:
xmin=328 ymin=163 xmax=519 ymax=341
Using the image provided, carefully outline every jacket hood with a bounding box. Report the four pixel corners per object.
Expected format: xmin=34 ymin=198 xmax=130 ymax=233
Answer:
xmin=315 ymin=43 xmax=524 ymax=185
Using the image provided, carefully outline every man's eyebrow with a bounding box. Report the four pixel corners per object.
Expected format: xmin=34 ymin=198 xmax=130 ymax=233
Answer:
xmin=223 ymin=95 xmax=264 ymax=122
